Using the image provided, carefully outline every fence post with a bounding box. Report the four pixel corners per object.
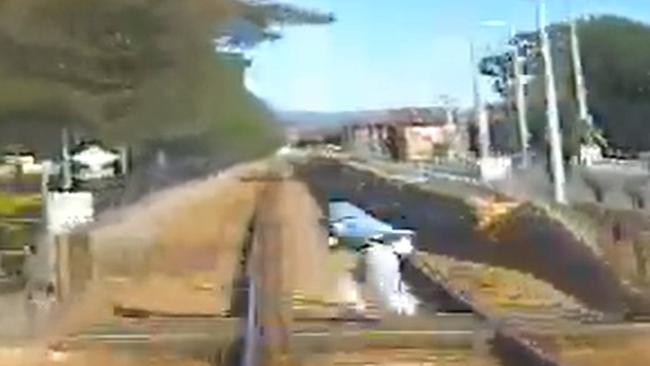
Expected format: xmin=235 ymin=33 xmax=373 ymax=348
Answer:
xmin=55 ymin=235 xmax=71 ymax=301
xmin=633 ymin=231 xmax=650 ymax=282
xmin=54 ymin=231 xmax=92 ymax=302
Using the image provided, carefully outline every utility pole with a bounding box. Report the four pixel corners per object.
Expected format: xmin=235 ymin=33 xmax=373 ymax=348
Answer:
xmin=510 ymin=26 xmax=531 ymax=168
xmin=439 ymin=94 xmax=455 ymax=125
xmin=569 ymin=11 xmax=590 ymax=125
xmin=61 ymin=127 xmax=72 ymax=191
xmin=539 ymin=0 xmax=567 ymax=203
xmin=471 ymin=40 xmax=491 ymax=161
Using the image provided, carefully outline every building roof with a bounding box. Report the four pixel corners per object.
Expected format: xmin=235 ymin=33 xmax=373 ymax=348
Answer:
xmin=350 ymin=107 xmax=449 ymax=127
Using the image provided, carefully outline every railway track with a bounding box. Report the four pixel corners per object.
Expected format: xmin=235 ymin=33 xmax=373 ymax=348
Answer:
xmin=40 ymin=156 xmax=650 ymax=365
xmin=248 ymin=183 xmax=292 ymax=365
xmin=246 ymin=179 xmax=500 ymax=366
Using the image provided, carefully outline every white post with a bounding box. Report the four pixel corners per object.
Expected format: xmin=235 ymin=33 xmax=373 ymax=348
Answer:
xmin=570 ymin=17 xmax=590 ymax=125
xmin=61 ymin=128 xmax=72 ymax=191
xmin=41 ymin=161 xmax=50 ymax=221
xmin=511 ymin=26 xmax=531 ymax=168
xmin=117 ymin=146 xmax=129 ymax=176
xmin=539 ymin=0 xmax=567 ymax=203
xmin=471 ymin=40 xmax=491 ymax=161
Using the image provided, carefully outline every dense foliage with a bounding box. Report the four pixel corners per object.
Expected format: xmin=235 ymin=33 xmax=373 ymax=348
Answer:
xmin=579 ymin=16 xmax=650 ymax=152
xmin=0 ymin=0 xmax=333 ymax=158
xmin=480 ymin=15 xmax=650 ymax=154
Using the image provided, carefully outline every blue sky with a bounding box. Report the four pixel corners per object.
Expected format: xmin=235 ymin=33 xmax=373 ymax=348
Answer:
xmin=245 ymin=0 xmax=650 ymax=112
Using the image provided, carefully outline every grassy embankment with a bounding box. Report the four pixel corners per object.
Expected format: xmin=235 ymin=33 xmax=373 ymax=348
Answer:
xmin=0 ymin=182 xmax=41 ymax=273
xmin=49 ymin=161 xmax=270 ymax=336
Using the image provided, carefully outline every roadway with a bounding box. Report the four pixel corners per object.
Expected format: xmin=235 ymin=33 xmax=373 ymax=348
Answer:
xmin=294 ymin=157 xmax=644 ymax=315
xmin=293 ymin=155 xmax=650 ymax=365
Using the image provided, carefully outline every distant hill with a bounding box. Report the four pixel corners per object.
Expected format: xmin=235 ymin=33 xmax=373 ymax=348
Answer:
xmin=276 ymin=107 xmax=463 ymax=129
xmin=274 ymin=110 xmax=390 ymax=130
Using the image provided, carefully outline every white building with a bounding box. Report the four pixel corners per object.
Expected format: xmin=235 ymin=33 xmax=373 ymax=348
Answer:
xmin=70 ymin=143 xmax=121 ymax=181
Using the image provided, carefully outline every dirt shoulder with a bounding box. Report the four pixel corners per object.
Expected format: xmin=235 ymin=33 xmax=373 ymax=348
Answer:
xmin=49 ymin=161 xmax=270 ymax=337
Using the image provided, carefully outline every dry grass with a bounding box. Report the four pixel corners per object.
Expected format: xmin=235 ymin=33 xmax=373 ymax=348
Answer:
xmin=0 ymin=347 xmax=210 ymax=366
xmin=50 ymin=161 xmax=270 ymax=337
xmin=468 ymin=195 xmax=522 ymax=235
xmin=272 ymin=180 xmax=329 ymax=299
xmin=98 ymin=162 xmax=264 ymax=312
xmin=559 ymin=338 xmax=650 ymax=366
xmin=308 ymin=349 xmax=501 ymax=366
xmin=417 ymin=253 xmax=588 ymax=317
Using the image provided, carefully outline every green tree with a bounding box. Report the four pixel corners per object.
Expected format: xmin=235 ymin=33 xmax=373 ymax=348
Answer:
xmin=0 ymin=0 xmax=334 ymax=159
xmin=480 ymin=15 xmax=650 ymax=154
xmin=578 ymin=16 xmax=650 ymax=152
